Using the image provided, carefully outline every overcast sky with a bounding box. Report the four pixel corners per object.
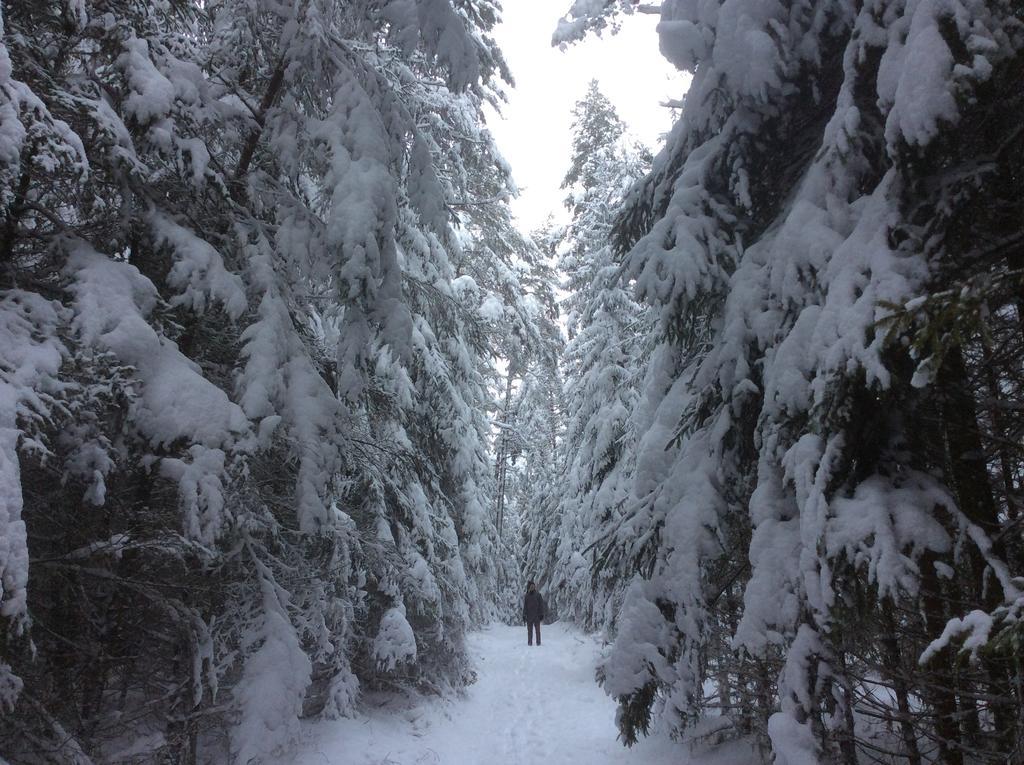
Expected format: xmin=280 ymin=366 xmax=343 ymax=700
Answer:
xmin=486 ymin=2 xmax=687 ymax=231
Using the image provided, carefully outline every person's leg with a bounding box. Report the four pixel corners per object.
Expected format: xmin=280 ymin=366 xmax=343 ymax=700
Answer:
xmin=536 ymin=621 xmax=541 ymax=646
xmin=527 ymin=621 xmax=533 ymax=646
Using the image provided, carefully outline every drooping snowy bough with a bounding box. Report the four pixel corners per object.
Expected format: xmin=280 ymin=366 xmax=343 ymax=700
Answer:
xmin=553 ymin=1 xmax=1024 ymax=763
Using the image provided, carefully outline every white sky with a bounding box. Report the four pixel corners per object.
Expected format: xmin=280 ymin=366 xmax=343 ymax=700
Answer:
xmin=486 ymin=2 xmax=688 ymax=231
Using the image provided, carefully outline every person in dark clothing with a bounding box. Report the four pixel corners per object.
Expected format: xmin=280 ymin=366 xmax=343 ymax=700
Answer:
xmin=523 ymin=580 xmax=545 ymax=646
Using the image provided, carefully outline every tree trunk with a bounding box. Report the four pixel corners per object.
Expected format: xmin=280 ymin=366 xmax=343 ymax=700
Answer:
xmin=232 ymin=58 xmax=288 ymax=200
xmin=938 ymin=345 xmax=1015 ymax=751
xmin=493 ymin=368 xmax=516 ymax=539
xmin=920 ymin=552 xmax=964 ymax=765
xmin=881 ymin=602 xmax=923 ymax=765
xmin=0 ymin=148 xmax=33 ymax=286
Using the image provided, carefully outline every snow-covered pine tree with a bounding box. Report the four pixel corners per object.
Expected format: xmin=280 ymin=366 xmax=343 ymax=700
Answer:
xmin=558 ymin=1 xmax=1023 ymax=762
xmin=527 ymin=82 xmax=653 ymax=631
xmin=484 ymin=218 xmax=563 ymax=619
xmin=442 ymin=141 xmax=562 ymax=618
xmin=512 ymin=354 xmax=566 ymax=604
xmin=1 ymin=5 xmax=257 ymax=760
xmin=0 ymin=1 xmax=552 ymax=761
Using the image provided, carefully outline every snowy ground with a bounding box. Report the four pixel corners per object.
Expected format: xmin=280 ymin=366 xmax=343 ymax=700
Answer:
xmin=281 ymin=622 xmax=759 ymax=765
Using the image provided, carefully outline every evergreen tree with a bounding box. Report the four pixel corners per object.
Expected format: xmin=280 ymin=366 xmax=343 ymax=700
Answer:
xmin=492 ymin=223 xmax=563 ymax=620
xmin=558 ymin=2 xmax=1024 ymax=763
xmin=0 ymin=1 xmax=553 ymax=762
xmin=519 ymin=83 xmax=652 ymax=630
xmin=512 ymin=355 xmax=566 ymax=606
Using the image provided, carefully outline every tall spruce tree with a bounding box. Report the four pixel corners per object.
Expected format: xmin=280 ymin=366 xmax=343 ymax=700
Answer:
xmin=527 ymin=82 xmax=653 ymax=630
xmin=556 ymin=1 xmax=1024 ymax=763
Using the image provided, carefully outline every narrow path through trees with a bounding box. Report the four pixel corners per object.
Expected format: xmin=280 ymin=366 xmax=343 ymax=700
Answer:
xmin=281 ymin=623 xmax=757 ymax=765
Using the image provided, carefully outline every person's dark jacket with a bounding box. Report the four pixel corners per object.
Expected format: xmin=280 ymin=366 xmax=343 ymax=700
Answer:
xmin=523 ymin=590 xmax=545 ymax=623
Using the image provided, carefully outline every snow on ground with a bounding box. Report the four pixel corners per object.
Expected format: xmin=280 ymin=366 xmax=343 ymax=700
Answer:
xmin=281 ymin=621 xmax=760 ymax=765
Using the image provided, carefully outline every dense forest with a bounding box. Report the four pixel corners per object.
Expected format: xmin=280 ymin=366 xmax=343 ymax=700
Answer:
xmin=1 ymin=0 xmax=1023 ymax=763
xmin=0 ymin=0 xmax=556 ymax=760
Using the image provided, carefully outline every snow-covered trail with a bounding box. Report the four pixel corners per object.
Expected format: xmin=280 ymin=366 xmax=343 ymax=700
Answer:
xmin=282 ymin=622 xmax=756 ymax=765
